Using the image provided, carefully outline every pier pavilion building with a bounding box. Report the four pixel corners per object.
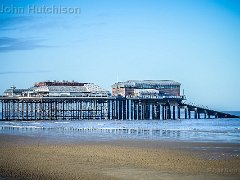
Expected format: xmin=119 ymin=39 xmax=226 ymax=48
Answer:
xmin=4 ymin=80 xmax=111 ymax=97
xmin=3 ymin=86 xmax=28 ymax=97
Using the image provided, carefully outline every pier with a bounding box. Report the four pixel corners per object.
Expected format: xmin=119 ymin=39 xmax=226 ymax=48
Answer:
xmin=0 ymin=96 xmax=238 ymax=120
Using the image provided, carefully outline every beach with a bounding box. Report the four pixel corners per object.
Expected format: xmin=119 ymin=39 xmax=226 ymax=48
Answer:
xmin=0 ymin=134 xmax=239 ymax=179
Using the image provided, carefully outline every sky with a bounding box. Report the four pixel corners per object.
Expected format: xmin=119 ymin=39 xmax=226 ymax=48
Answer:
xmin=0 ymin=0 xmax=239 ymax=111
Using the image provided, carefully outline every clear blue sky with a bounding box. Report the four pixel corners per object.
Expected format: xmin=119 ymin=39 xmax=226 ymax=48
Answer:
xmin=0 ymin=0 xmax=240 ymax=111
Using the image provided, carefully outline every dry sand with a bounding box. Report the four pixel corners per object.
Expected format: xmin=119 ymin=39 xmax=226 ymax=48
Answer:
xmin=0 ymin=134 xmax=240 ymax=179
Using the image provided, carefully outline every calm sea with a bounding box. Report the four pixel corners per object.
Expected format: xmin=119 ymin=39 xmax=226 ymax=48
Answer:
xmin=0 ymin=111 xmax=239 ymax=143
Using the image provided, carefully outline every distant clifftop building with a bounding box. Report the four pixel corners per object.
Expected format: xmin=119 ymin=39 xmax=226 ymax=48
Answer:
xmin=112 ymin=80 xmax=181 ymax=97
xmin=4 ymin=80 xmax=110 ymax=97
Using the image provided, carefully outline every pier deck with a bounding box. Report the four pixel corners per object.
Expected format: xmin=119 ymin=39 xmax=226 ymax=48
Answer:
xmin=0 ymin=96 xmax=238 ymax=120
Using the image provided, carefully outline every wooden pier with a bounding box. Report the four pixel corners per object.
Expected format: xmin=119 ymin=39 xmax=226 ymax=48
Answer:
xmin=0 ymin=96 xmax=238 ymax=120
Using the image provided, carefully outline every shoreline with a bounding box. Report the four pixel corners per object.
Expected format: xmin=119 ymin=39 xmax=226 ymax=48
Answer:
xmin=1 ymin=118 xmax=240 ymax=145
xmin=0 ymin=134 xmax=240 ymax=179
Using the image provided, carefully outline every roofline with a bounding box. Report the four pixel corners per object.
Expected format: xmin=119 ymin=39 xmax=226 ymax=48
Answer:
xmin=112 ymin=80 xmax=181 ymax=88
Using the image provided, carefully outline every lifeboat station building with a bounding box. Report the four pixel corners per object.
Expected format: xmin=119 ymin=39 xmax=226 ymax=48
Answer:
xmin=112 ymin=80 xmax=181 ymax=98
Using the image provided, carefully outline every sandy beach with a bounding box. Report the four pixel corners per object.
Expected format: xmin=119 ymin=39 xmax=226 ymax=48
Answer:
xmin=0 ymin=134 xmax=240 ymax=180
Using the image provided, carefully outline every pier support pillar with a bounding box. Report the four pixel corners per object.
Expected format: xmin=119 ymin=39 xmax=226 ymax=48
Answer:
xmin=149 ymin=104 xmax=153 ymax=120
xmin=162 ymin=105 xmax=165 ymax=120
xmin=185 ymin=108 xmax=187 ymax=119
xmin=177 ymin=106 xmax=180 ymax=119
xmin=194 ymin=110 xmax=198 ymax=119
xmin=107 ymin=100 xmax=111 ymax=120
xmin=173 ymin=106 xmax=176 ymax=120
xmin=141 ymin=102 xmax=144 ymax=120
xmin=1 ymin=101 xmax=4 ymax=120
xmin=156 ymin=103 xmax=160 ymax=120
xmin=126 ymin=99 xmax=129 ymax=120
xmin=136 ymin=101 xmax=139 ymax=120
xmin=166 ymin=104 xmax=171 ymax=119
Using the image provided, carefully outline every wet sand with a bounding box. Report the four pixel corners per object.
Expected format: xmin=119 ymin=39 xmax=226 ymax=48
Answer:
xmin=0 ymin=134 xmax=240 ymax=179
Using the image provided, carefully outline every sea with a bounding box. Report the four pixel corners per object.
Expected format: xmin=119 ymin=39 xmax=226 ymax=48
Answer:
xmin=0 ymin=111 xmax=240 ymax=143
